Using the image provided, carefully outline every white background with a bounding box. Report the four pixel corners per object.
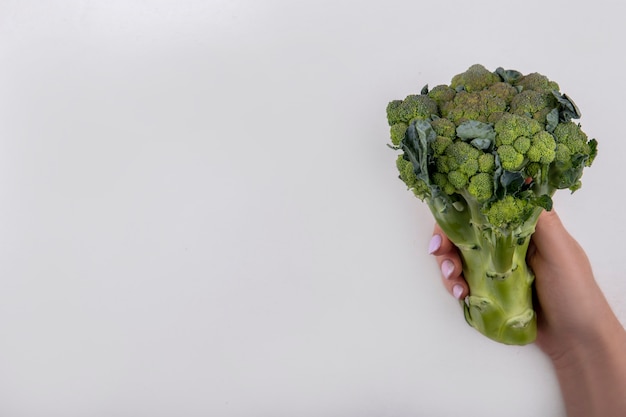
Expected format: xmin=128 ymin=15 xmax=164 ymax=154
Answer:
xmin=1 ymin=1 xmax=624 ymax=416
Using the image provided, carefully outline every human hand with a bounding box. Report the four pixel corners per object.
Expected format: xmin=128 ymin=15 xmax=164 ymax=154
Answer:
xmin=428 ymin=209 xmax=626 ymax=416
xmin=428 ymin=209 xmax=620 ymax=359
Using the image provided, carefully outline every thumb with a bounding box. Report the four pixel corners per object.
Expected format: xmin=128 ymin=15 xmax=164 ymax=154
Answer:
xmin=529 ymin=209 xmax=571 ymax=256
xmin=527 ymin=209 xmax=592 ymax=279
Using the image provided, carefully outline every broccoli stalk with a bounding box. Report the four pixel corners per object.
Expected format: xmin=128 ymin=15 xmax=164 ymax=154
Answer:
xmin=430 ymin=195 xmax=543 ymax=345
xmin=388 ymin=65 xmax=597 ymax=345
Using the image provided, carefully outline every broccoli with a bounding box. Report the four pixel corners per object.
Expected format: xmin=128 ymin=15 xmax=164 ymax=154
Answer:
xmin=386 ymin=64 xmax=598 ymax=345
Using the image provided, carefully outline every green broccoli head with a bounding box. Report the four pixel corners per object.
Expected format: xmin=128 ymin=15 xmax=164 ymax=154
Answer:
xmin=386 ymin=64 xmax=598 ymax=345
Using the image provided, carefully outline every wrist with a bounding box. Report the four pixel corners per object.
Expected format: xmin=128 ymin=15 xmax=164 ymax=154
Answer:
xmin=548 ymin=312 xmax=626 ymax=371
xmin=549 ymin=321 xmax=626 ymax=417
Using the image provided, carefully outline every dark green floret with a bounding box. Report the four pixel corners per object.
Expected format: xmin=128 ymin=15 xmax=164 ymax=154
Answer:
xmin=450 ymin=64 xmax=501 ymax=93
xmin=386 ymin=94 xmax=438 ymax=125
xmin=430 ymin=117 xmax=457 ymax=138
xmin=386 ymin=64 xmax=598 ymax=345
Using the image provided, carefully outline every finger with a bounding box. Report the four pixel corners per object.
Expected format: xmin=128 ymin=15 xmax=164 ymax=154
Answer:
xmin=440 ymin=266 xmax=468 ymax=300
xmin=428 ymin=223 xmax=456 ymax=256
xmin=450 ymin=282 xmax=468 ymax=300
xmin=436 ymin=257 xmax=467 ymax=300
xmin=429 ymin=224 xmax=463 ymax=281
xmin=435 ymin=256 xmax=463 ymax=281
xmin=428 ymin=225 xmax=468 ymax=300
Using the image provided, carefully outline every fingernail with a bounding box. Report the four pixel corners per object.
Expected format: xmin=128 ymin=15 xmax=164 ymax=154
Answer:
xmin=452 ymin=284 xmax=464 ymax=300
xmin=428 ymin=234 xmax=442 ymax=254
xmin=441 ymin=259 xmax=454 ymax=279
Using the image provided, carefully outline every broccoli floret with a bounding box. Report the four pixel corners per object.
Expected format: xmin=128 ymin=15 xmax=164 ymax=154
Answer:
xmin=554 ymin=142 xmax=571 ymax=163
xmin=450 ymin=64 xmax=500 ymax=93
xmin=478 ymin=153 xmax=495 ymax=173
xmin=448 ymin=170 xmax=468 ymax=189
xmin=396 ymin=155 xmax=429 ymax=199
xmin=494 ymin=113 xmax=542 ymax=146
xmin=386 ymin=94 xmax=439 ymax=125
xmin=445 ymin=141 xmax=480 ymax=176
xmin=497 ymin=144 xmax=524 ymax=171
xmin=527 ymin=131 xmax=556 ymax=164
xmin=513 ymin=136 xmax=531 ymax=154
xmin=468 ymin=172 xmax=493 ymax=202
xmin=431 ymin=136 xmax=453 ymax=156
xmin=484 ymin=82 xmax=519 ymax=106
xmin=553 ymin=121 xmax=589 ymax=154
xmin=510 ymin=90 xmax=558 ymax=123
xmin=445 ymin=89 xmax=511 ymax=126
xmin=428 ymin=85 xmax=456 ymax=107
xmin=433 ymin=172 xmax=456 ymax=195
xmin=547 ymin=123 xmax=597 ymax=191
xmin=435 ymin=155 xmax=452 ymax=174
xmin=485 ymin=195 xmax=533 ymax=229
xmin=389 ymin=123 xmax=408 ymax=146
xmin=386 ymin=64 xmax=598 ymax=345
xmin=430 ymin=117 xmax=457 ymax=139
xmin=515 ymin=72 xmax=560 ymax=93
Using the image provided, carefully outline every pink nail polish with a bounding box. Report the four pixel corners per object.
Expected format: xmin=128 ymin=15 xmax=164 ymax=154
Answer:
xmin=428 ymin=234 xmax=442 ymax=254
xmin=441 ymin=260 xmax=454 ymax=279
xmin=453 ymin=284 xmax=464 ymax=300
